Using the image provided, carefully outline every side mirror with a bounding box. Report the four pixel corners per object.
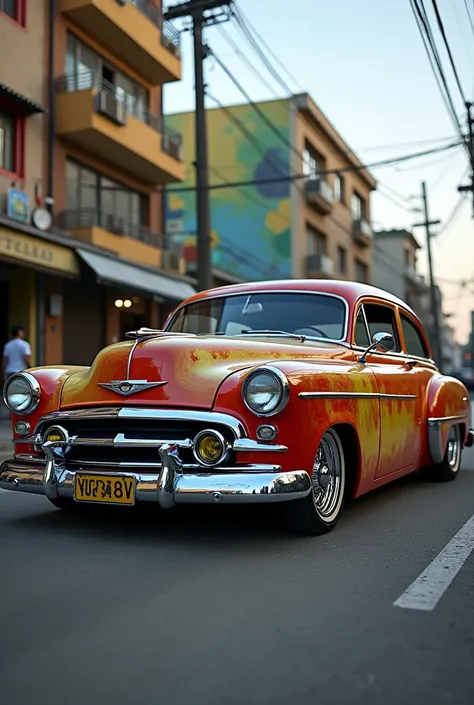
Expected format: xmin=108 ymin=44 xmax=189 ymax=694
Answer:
xmin=358 ymin=331 xmax=394 ymax=364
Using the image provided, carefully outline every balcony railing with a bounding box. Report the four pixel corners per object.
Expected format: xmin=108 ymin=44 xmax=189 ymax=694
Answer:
xmin=129 ymin=0 xmax=181 ymax=57
xmin=57 ymin=208 xmax=163 ymax=248
xmin=353 ymin=218 xmax=373 ymax=242
xmin=306 ymin=252 xmax=334 ymax=278
xmin=54 ymin=70 xmax=183 ymax=161
xmin=305 ymin=178 xmax=334 ymax=203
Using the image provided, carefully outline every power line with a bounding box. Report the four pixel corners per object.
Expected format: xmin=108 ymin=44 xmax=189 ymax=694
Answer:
xmin=209 ymin=48 xmax=303 ymax=163
xmin=356 ymin=135 xmax=457 ymax=152
xmin=463 ymin=0 xmax=474 ymax=38
xmin=166 ymin=140 xmax=461 ymax=193
xmin=437 ymin=194 xmax=468 ymax=235
xmin=215 ymin=24 xmax=280 ymax=98
xmin=431 ymin=0 xmax=469 ymax=105
xmin=232 ymin=2 xmax=304 ymax=92
xmin=409 ymin=0 xmax=467 ymax=151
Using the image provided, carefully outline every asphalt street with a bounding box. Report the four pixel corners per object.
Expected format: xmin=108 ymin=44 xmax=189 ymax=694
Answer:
xmin=1 ymin=416 xmax=474 ymax=705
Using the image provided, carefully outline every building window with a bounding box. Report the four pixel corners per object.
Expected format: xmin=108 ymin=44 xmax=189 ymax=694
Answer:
xmin=351 ymin=193 xmax=366 ymax=221
xmin=306 ymin=224 xmax=326 ymax=255
xmin=337 ymin=246 xmax=347 ymax=274
xmin=66 ymin=159 xmax=148 ymax=228
xmin=303 ymin=144 xmax=325 ymax=180
xmin=0 ymin=0 xmax=26 ymax=26
xmin=355 ymin=259 xmax=368 ymax=283
xmin=0 ymin=112 xmax=23 ymax=177
xmin=333 ymin=174 xmax=345 ymax=203
xmin=65 ymin=33 xmax=149 ymax=120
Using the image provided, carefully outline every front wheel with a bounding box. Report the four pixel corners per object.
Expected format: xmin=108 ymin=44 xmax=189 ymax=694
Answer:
xmin=419 ymin=424 xmax=462 ymax=482
xmin=285 ymin=428 xmax=346 ymax=535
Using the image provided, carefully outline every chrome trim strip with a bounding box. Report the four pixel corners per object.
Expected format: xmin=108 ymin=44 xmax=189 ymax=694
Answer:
xmin=113 ymin=434 xmax=193 ymax=449
xmin=427 ymin=415 xmax=466 ymax=424
xmin=0 ymin=458 xmax=305 ymax=505
xmin=233 ymin=438 xmax=288 ymax=453
xmin=299 ymin=392 xmax=417 ymax=399
xmin=126 ymin=340 xmax=139 ymax=380
xmin=35 ymin=408 xmax=248 ymax=439
xmin=65 ymin=460 xmax=283 ymax=472
xmin=165 ymin=289 xmax=350 ymax=343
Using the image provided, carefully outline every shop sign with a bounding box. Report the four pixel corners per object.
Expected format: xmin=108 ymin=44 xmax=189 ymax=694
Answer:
xmin=0 ymin=227 xmax=79 ymax=275
xmin=7 ymin=188 xmax=30 ymax=224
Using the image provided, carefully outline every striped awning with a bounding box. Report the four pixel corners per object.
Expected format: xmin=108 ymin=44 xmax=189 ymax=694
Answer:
xmin=0 ymin=83 xmax=46 ymax=116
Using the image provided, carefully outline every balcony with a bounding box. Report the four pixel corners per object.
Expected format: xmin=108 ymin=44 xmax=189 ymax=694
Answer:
xmin=405 ymin=266 xmax=427 ymax=290
xmin=57 ymin=208 xmax=164 ymax=267
xmin=352 ymin=219 xmax=373 ymax=247
xmin=60 ymin=0 xmax=181 ymax=84
xmin=305 ymin=253 xmax=334 ymax=278
xmin=304 ymin=178 xmax=333 ymax=214
xmin=55 ymin=72 xmax=185 ymax=185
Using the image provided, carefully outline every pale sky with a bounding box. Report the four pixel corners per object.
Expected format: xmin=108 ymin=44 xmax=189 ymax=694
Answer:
xmin=163 ymin=0 xmax=474 ymax=344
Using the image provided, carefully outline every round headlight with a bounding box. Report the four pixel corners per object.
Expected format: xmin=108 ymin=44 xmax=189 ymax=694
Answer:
xmin=242 ymin=367 xmax=290 ymax=416
xmin=193 ymin=429 xmax=228 ymax=466
xmin=3 ymin=373 xmax=41 ymax=415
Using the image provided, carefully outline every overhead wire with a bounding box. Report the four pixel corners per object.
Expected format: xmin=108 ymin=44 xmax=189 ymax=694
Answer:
xmin=166 ymin=140 xmax=461 ymax=193
xmin=430 ymin=0 xmax=469 ymax=105
xmin=464 ymin=0 xmax=474 ymax=38
xmin=409 ymin=0 xmax=468 ymax=153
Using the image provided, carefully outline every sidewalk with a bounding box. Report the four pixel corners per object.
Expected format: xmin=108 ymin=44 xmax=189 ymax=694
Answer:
xmin=0 ymin=418 xmax=13 ymax=451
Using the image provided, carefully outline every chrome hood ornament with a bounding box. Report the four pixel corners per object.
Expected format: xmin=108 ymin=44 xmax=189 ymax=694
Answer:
xmin=97 ymin=379 xmax=168 ymax=396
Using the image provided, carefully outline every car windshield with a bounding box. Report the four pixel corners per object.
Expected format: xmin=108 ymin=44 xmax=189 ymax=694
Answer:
xmin=166 ymin=292 xmax=347 ymax=341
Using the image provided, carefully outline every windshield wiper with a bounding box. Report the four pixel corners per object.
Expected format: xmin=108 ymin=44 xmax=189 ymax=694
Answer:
xmin=240 ymin=329 xmax=307 ymax=341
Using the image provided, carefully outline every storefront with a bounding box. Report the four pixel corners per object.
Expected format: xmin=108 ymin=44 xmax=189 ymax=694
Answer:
xmin=75 ymin=248 xmax=196 ymax=347
xmin=0 ymin=218 xmax=80 ymax=367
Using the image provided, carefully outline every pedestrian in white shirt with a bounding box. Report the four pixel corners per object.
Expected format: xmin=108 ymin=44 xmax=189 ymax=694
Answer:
xmin=2 ymin=326 xmax=32 ymax=381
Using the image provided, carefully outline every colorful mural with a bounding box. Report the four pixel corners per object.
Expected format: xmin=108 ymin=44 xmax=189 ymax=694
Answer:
xmin=165 ymin=99 xmax=292 ymax=282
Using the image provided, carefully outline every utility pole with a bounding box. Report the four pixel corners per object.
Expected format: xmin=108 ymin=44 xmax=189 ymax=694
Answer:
xmin=458 ymin=101 xmax=474 ymax=218
xmin=413 ymin=181 xmax=442 ymax=369
xmin=164 ymin=0 xmax=233 ymax=292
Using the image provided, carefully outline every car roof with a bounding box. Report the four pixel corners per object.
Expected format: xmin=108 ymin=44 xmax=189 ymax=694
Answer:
xmin=183 ymin=279 xmax=418 ymax=318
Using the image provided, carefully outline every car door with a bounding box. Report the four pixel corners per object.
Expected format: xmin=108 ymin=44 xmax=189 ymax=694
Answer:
xmin=398 ymin=310 xmax=438 ymax=453
xmin=354 ymin=301 xmax=422 ymax=478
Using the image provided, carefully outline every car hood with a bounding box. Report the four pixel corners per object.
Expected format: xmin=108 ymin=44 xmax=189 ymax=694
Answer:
xmin=60 ymin=334 xmax=348 ymax=409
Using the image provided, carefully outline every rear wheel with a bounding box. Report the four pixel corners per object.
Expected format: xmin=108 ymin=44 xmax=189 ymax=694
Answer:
xmin=420 ymin=424 xmax=462 ymax=482
xmin=285 ymin=428 xmax=346 ymax=535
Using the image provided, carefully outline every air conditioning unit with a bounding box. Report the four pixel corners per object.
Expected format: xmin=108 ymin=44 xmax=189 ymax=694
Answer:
xmin=96 ymin=91 xmax=128 ymax=126
xmin=162 ymin=249 xmax=182 ymax=272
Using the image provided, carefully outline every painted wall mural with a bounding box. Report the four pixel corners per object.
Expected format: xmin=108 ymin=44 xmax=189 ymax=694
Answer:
xmin=165 ymin=99 xmax=292 ymax=281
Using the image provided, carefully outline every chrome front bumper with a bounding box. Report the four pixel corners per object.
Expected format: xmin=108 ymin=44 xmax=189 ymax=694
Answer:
xmin=0 ymin=443 xmax=311 ymax=507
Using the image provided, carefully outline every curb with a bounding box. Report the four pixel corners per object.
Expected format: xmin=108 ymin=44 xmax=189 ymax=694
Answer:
xmin=0 ymin=442 xmax=13 ymax=451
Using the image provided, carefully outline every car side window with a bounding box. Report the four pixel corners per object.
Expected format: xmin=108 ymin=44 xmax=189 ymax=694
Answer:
xmin=400 ymin=314 xmax=429 ymax=358
xmin=363 ymin=303 xmax=400 ymax=352
xmin=354 ymin=307 xmax=370 ymax=347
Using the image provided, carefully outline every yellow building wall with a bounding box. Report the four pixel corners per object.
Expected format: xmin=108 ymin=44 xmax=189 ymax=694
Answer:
xmin=8 ymin=268 xmax=37 ymax=366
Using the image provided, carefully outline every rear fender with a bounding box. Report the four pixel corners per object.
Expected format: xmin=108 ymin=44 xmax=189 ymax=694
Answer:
xmin=426 ymin=374 xmax=471 ymax=464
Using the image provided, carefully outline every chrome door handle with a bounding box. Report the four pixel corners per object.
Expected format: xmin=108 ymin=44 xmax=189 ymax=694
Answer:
xmin=405 ymin=359 xmax=418 ymax=368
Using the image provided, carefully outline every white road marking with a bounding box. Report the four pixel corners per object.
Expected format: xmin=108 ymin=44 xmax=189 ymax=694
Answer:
xmin=394 ymin=512 xmax=474 ymax=611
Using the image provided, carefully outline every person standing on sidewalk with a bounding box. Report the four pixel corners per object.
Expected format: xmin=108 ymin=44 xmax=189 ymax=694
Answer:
xmin=2 ymin=325 xmax=32 ymax=382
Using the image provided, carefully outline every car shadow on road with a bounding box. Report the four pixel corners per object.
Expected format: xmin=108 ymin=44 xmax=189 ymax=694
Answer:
xmin=4 ymin=470 xmax=437 ymax=548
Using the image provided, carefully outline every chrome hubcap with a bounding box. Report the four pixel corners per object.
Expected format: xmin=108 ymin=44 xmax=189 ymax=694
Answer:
xmin=447 ymin=426 xmax=460 ymax=470
xmin=312 ymin=432 xmax=342 ymax=518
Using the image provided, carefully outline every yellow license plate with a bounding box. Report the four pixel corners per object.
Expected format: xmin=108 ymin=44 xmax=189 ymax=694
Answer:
xmin=74 ymin=474 xmax=135 ymax=505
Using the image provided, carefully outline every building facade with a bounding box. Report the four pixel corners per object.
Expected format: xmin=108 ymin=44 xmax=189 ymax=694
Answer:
xmin=373 ymin=229 xmax=459 ymax=370
xmin=165 ymin=93 xmax=376 ymax=285
xmin=0 ymin=0 xmax=193 ymax=368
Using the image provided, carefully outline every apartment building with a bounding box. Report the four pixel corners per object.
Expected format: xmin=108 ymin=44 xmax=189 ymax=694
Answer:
xmin=165 ymin=93 xmax=376 ymax=285
xmin=373 ymin=229 xmax=459 ymax=369
xmin=0 ymin=0 xmax=193 ymax=367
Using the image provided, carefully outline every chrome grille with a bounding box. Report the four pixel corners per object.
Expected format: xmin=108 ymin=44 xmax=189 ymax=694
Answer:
xmin=34 ymin=408 xmax=244 ymax=472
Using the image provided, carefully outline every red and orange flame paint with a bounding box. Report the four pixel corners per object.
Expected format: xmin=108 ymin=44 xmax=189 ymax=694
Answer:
xmin=11 ymin=280 xmax=472 ymax=498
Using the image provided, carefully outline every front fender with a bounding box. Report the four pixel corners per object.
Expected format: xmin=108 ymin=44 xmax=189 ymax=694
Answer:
xmin=10 ymin=366 xmax=88 ymax=453
xmin=212 ymin=359 xmax=378 ymax=486
xmin=426 ymin=374 xmax=471 ymax=464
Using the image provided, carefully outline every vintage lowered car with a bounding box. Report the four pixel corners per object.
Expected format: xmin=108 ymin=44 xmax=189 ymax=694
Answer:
xmin=1 ymin=280 xmax=472 ymax=534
